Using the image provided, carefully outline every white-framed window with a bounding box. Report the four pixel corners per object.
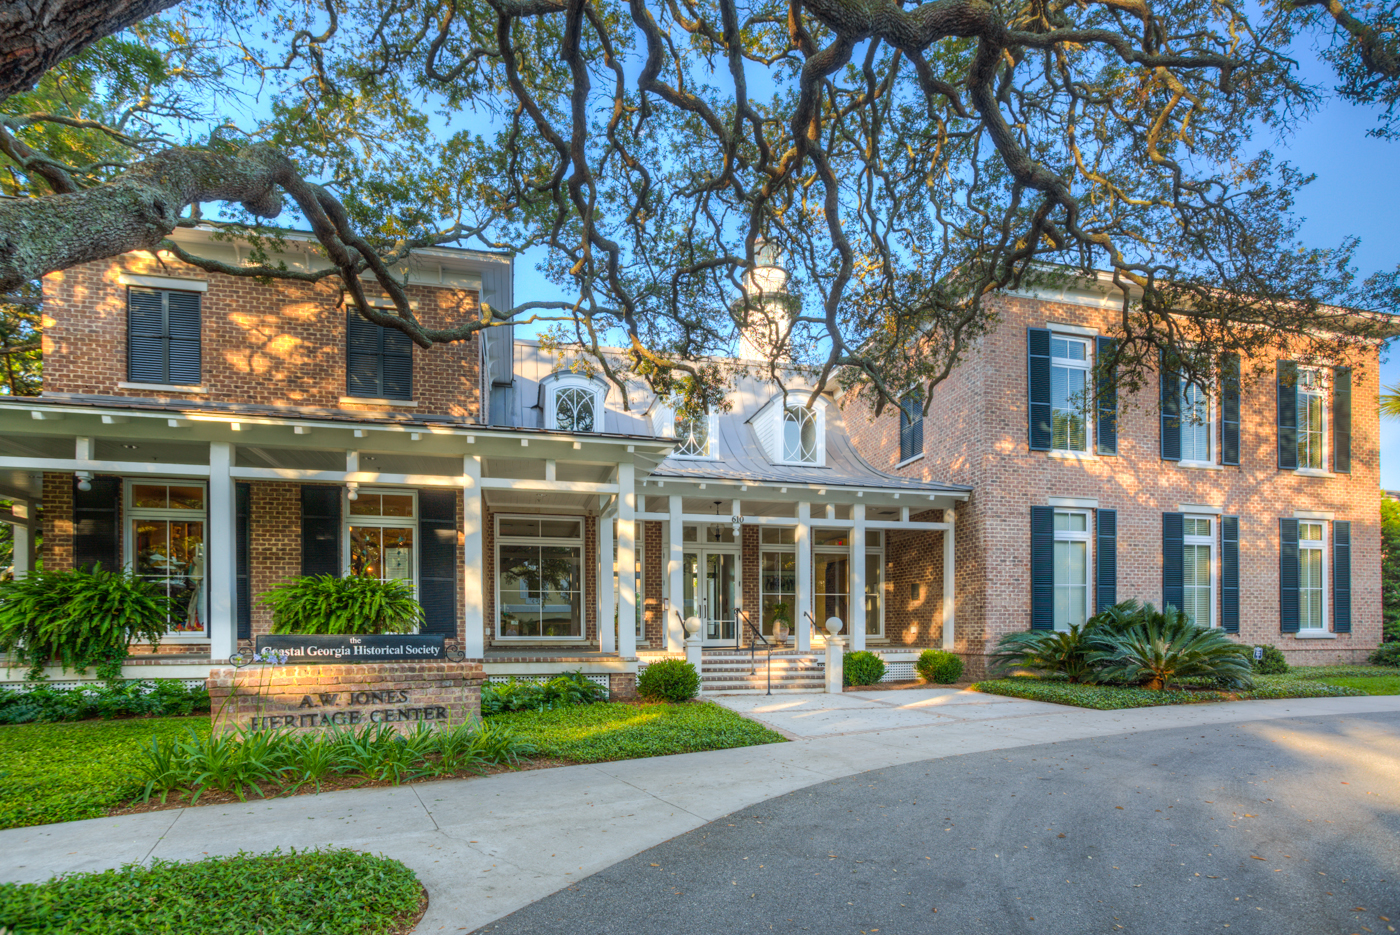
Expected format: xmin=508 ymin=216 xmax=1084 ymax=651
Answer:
xmin=543 ymin=375 xmax=607 ymax=433
xmin=1180 ymin=381 xmax=1214 ymax=465
xmin=864 ymin=530 xmax=884 ymax=638
xmin=783 ymin=406 xmax=819 ymax=463
xmin=1050 ymin=336 xmax=1092 ymax=453
xmin=1053 ymin=509 xmax=1091 ymax=629
xmin=812 ymin=528 xmax=850 ymax=630
xmin=759 ymin=527 xmax=797 ymax=637
xmin=1299 ymin=520 xmax=1327 ymax=630
xmin=126 ymin=481 xmax=207 ymax=637
xmin=1182 ymin=515 xmax=1215 ymax=627
xmin=1298 ymin=369 xmax=1327 ymax=471
xmin=675 ymin=410 xmax=716 ymax=458
xmin=496 ymin=515 xmax=585 ymax=639
xmin=612 ymin=520 xmax=645 ymax=639
xmin=346 ymin=489 xmax=417 ymax=591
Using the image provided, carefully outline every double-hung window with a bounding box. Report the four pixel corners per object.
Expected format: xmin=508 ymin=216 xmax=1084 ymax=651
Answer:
xmin=1053 ymin=510 xmax=1091 ymax=629
xmin=1182 ymin=516 xmax=1215 ymax=627
xmin=1297 ymin=370 xmax=1326 ymax=470
xmin=1050 ymin=337 xmax=1091 ymax=453
xmin=128 ymin=287 xmax=201 ymax=385
xmin=1180 ymin=382 xmax=1214 ymax=464
xmin=1298 ymin=521 xmax=1326 ymax=630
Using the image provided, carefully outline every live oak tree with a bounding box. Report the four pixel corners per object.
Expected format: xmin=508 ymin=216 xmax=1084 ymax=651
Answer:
xmin=3 ymin=0 xmax=1400 ymax=413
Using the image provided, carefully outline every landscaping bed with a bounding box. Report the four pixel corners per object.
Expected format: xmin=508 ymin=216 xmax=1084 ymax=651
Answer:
xmin=0 ymin=848 xmax=425 ymax=935
xmin=973 ymin=672 xmax=1373 ymax=710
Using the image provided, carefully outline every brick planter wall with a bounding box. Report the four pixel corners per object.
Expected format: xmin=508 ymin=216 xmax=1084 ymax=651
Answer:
xmin=209 ymin=661 xmax=483 ymax=734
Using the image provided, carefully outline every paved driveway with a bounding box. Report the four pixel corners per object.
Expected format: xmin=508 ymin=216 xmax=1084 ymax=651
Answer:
xmin=472 ymin=710 xmax=1400 ymax=935
xmin=711 ymin=688 xmax=1062 ymax=737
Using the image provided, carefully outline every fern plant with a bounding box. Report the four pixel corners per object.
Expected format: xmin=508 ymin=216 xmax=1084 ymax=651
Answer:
xmin=0 ymin=565 xmax=170 ymax=680
xmin=1086 ymin=604 xmax=1253 ymax=690
xmin=261 ymin=574 xmax=423 ymax=635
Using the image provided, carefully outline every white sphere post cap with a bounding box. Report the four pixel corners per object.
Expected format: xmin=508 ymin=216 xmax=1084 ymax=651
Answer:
xmin=684 ymin=615 xmax=703 ymax=635
xmin=825 ymin=616 xmax=844 ymax=635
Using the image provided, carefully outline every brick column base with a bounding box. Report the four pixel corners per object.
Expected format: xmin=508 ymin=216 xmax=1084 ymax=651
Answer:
xmin=609 ymin=672 xmax=638 ymax=701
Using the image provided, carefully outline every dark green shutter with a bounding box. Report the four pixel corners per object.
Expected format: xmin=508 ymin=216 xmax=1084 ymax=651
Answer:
xmin=1095 ymin=336 xmax=1117 ymax=456
xmin=1333 ymin=520 xmax=1352 ymax=633
xmin=418 ymin=489 xmax=458 ymax=636
xmin=1160 ymin=355 xmax=1181 ymax=461
xmin=1220 ymin=515 xmax=1240 ymax=633
xmin=382 ymin=328 xmax=414 ymax=400
xmin=1277 ymin=361 xmax=1298 ymax=470
xmin=1028 ymin=329 xmax=1052 ymax=451
xmin=1031 ymin=505 xmax=1054 ymax=629
xmin=1280 ymin=517 xmax=1300 ymax=633
xmin=236 ymin=482 xmax=251 ymax=641
xmin=1096 ymin=508 xmax=1117 ymax=613
xmin=127 ymin=288 xmax=200 ymax=385
xmin=73 ymin=476 xmax=120 ymax=571
xmin=347 ymin=311 xmax=413 ymax=400
xmin=899 ymin=397 xmax=923 ymax=462
xmin=300 ymin=485 xmax=342 ymax=578
xmin=1162 ymin=512 xmax=1184 ymax=611
xmin=1221 ymin=354 xmax=1241 ymax=466
xmin=165 ymin=290 xmax=202 ymax=385
xmin=1333 ymin=367 xmax=1352 ymax=474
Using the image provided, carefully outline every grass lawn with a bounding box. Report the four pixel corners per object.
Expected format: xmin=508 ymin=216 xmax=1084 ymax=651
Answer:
xmin=0 ymin=715 xmax=209 ymax=831
xmin=1317 ymin=676 xmax=1400 ymax=695
xmin=488 ymin=701 xmax=786 ymax=762
xmin=972 ymin=675 xmax=1366 ymax=710
xmin=0 ymin=848 xmax=423 ymax=935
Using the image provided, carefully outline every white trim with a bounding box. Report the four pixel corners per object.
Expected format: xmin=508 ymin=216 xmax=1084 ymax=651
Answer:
xmin=339 ymin=396 xmax=419 ymax=407
xmin=1052 ymin=508 xmax=1092 ymax=632
xmin=894 ymin=453 xmax=925 ymax=469
xmin=1293 ymin=631 xmax=1339 ymax=640
xmin=1048 ymin=450 xmax=1097 ymax=462
xmin=1045 ymin=322 xmax=1099 ymax=337
xmin=1295 ymin=469 xmax=1335 ymax=479
xmin=1181 ymin=514 xmax=1216 ymax=628
xmin=1179 ymin=503 xmax=1223 ymax=515
xmin=542 ymin=373 xmax=608 ymax=433
xmin=1297 ymin=519 xmax=1328 ymax=632
xmin=1293 ymin=509 xmax=1336 ymax=520
xmin=1049 ymin=333 xmax=1094 ymax=455
xmin=118 ymin=381 xmax=208 ymax=393
xmin=119 ymin=274 xmax=208 ymax=292
xmin=1047 ymin=496 xmax=1098 ymax=509
xmin=124 ymin=478 xmax=210 ymax=640
xmin=1178 ymin=461 xmax=1224 ymax=471
xmin=343 ymin=487 xmax=419 ymax=598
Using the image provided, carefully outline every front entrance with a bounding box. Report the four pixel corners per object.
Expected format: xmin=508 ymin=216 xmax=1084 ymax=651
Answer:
xmin=683 ymin=549 xmax=740 ymax=645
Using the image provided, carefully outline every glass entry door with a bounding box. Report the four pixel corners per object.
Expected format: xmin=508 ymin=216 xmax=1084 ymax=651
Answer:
xmin=683 ymin=550 xmax=739 ymax=645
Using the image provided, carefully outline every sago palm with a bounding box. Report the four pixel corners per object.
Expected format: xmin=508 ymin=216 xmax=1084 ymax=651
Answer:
xmin=991 ymin=625 xmax=1099 ymax=683
xmin=1086 ymin=604 xmax=1253 ymax=690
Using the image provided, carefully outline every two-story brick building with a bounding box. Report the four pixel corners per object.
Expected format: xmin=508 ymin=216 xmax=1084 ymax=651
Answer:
xmin=0 ymin=233 xmax=1382 ymax=691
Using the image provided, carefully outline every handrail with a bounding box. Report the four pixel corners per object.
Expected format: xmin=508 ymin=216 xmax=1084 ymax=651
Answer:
xmin=736 ymin=608 xmax=772 ymax=695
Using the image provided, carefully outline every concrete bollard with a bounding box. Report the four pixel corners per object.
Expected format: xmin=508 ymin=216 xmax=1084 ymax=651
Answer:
xmin=825 ymin=634 xmax=846 ymax=693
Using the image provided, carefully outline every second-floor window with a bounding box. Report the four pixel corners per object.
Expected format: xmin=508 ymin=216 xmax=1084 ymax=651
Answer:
xmin=675 ymin=410 xmax=712 ymax=457
xmin=1180 ymin=381 xmax=1213 ymax=464
xmin=1050 ymin=336 xmax=1090 ymax=453
xmin=899 ymin=396 xmax=923 ymax=462
xmin=1297 ymin=369 xmax=1326 ymax=470
xmin=347 ymin=312 xmax=413 ymax=400
xmin=555 ymin=386 xmax=597 ymax=432
xmin=783 ymin=406 xmax=819 ymax=463
xmin=128 ymin=287 xmax=201 ymax=385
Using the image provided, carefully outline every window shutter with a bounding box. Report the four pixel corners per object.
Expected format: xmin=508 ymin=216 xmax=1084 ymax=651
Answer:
xmin=1095 ymin=336 xmax=1117 ymax=456
xmin=1096 ymin=508 xmax=1117 ymax=614
xmin=1030 ymin=505 xmax=1054 ymax=629
xmin=1333 ymin=366 xmax=1352 ymax=474
xmin=418 ymin=489 xmax=459 ymax=636
xmin=1220 ymin=516 xmax=1240 ymax=633
xmin=382 ymin=327 xmax=414 ymax=400
xmin=1221 ymin=354 xmax=1241 ymax=466
xmin=899 ymin=397 xmax=923 ymax=462
xmin=300 ymin=485 xmax=342 ymax=578
xmin=1333 ymin=520 xmax=1352 ymax=633
xmin=347 ymin=311 xmax=383 ymax=398
xmin=165 ymin=290 xmax=201 ymax=384
xmin=236 ymin=482 xmax=251 ymax=641
xmin=1277 ymin=361 xmax=1298 ymax=470
xmin=127 ymin=288 xmax=168 ymax=384
xmin=1159 ymin=354 xmax=1181 ymax=461
xmin=1279 ymin=517 xmax=1300 ymax=633
xmin=1162 ymin=512 xmax=1184 ymax=611
xmin=73 ymin=476 xmax=120 ymax=571
xmin=1027 ymin=328 xmax=1052 ymax=451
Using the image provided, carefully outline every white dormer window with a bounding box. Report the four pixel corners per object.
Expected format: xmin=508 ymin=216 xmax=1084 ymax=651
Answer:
xmin=543 ymin=374 xmax=608 ymax=433
xmin=675 ymin=411 xmax=714 ymax=458
xmin=752 ymin=394 xmax=827 ymax=465
xmin=783 ymin=406 xmax=818 ymax=463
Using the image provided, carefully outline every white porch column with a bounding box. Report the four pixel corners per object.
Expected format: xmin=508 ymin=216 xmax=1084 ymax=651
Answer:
xmin=207 ymin=442 xmax=237 ymax=662
xmin=617 ymin=461 xmax=637 ymax=659
xmin=462 ymin=455 xmax=486 ymax=659
xmin=942 ymin=511 xmax=956 ymax=651
xmin=796 ymin=501 xmax=812 ymax=652
xmin=850 ymin=503 xmax=866 ymax=652
xmin=598 ymin=511 xmax=616 ymax=654
xmin=667 ymin=495 xmax=684 ymax=652
xmin=10 ymin=500 xmax=33 ymax=577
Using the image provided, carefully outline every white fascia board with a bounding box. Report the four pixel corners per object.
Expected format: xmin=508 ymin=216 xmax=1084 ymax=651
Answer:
xmin=119 ymin=274 xmax=209 ymax=292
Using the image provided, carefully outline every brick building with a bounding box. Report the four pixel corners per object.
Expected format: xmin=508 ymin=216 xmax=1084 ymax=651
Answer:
xmin=0 ymin=236 xmax=1382 ymax=690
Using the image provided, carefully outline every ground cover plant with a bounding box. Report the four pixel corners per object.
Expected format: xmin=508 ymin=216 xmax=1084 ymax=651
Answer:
xmin=636 ymin=659 xmax=700 ymax=702
xmin=973 ymin=676 xmax=1366 ymax=710
xmin=916 ymin=649 xmax=964 ymax=684
xmin=487 ymin=702 xmax=784 ymax=763
xmin=0 ymin=679 xmax=209 ymax=724
xmin=843 ymin=651 xmax=886 ymax=687
xmin=261 ymin=574 xmax=423 ymax=635
xmin=0 ymin=848 xmax=424 ymax=935
xmin=480 ymin=672 xmax=608 ymax=715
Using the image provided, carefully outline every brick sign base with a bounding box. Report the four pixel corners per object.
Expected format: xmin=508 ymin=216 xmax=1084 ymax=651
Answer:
xmin=208 ymin=662 xmax=483 ymax=735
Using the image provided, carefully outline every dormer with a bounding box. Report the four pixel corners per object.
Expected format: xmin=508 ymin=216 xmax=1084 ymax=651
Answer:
xmin=651 ymin=399 xmax=718 ymax=459
xmin=540 ymin=371 xmax=609 ymax=433
xmin=751 ymin=394 xmax=827 ymax=466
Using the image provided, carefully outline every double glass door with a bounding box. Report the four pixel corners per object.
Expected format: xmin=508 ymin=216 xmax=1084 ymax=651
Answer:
xmin=683 ymin=550 xmax=739 ymax=645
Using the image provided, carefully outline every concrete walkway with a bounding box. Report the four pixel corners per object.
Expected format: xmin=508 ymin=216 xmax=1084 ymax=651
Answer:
xmin=2 ymin=691 xmax=1399 ymax=934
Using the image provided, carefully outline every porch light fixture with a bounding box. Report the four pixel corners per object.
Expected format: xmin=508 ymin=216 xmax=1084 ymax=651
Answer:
xmin=710 ymin=501 xmax=723 ymax=539
xmin=75 ymin=471 xmax=93 ymax=492
xmin=346 ymin=482 xmax=359 ymax=501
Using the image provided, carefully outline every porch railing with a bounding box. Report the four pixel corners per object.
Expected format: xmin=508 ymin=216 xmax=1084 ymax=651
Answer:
xmin=736 ymin=608 xmax=772 ymax=695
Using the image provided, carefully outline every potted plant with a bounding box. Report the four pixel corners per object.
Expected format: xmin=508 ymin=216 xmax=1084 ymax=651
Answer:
xmin=769 ymin=601 xmax=792 ymax=646
xmin=260 ymin=574 xmax=424 ymax=634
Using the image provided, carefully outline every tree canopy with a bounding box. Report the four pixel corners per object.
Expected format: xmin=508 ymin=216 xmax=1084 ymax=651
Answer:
xmin=2 ymin=0 xmax=1400 ymax=410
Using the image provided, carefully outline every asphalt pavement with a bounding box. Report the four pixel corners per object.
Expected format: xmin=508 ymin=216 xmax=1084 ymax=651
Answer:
xmin=470 ymin=711 xmax=1400 ymax=935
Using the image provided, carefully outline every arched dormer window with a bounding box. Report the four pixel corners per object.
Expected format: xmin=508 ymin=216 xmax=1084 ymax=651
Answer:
xmin=752 ymin=393 xmax=826 ymax=465
xmin=651 ymin=400 xmax=717 ymax=459
xmin=783 ymin=406 xmax=819 ymax=463
xmin=542 ymin=373 xmax=608 ymax=433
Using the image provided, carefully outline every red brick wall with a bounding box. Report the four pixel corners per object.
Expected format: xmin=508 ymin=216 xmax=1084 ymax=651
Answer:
xmin=248 ymin=482 xmax=305 ymax=638
xmin=643 ymin=520 xmax=664 ymax=645
xmin=41 ymin=472 xmax=73 ymax=572
xmin=845 ymin=294 xmax=1384 ymax=665
xmin=42 ymin=253 xmax=481 ymax=419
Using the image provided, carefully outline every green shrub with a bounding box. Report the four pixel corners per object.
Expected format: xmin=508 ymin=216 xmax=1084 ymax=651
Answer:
xmin=260 ymin=574 xmax=423 ymax=634
xmin=916 ymin=649 xmax=964 ymax=684
xmin=636 ymin=659 xmax=700 ymax=702
xmin=0 ymin=848 xmax=423 ymax=935
xmin=843 ymin=650 xmax=886 ymax=686
xmin=0 ymin=565 xmax=171 ymax=680
xmin=0 ymin=679 xmax=209 ymax=724
xmin=1369 ymin=642 xmax=1400 ymax=667
xmin=1086 ymin=604 xmax=1253 ymax=690
xmin=1251 ymin=644 xmax=1290 ymax=674
xmin=480 ymin=671 xmax=608 ymax=715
